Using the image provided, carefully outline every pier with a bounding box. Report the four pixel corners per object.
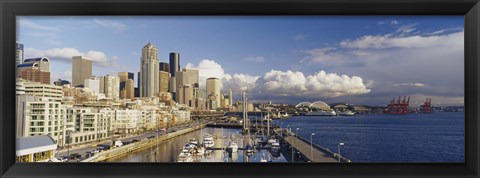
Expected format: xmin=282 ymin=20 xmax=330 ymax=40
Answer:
xmin=274 ymin=129 xmax=351 ymax=163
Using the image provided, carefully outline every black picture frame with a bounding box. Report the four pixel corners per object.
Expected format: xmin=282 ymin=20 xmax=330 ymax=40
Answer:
xmin=1 ymin=0 xmax=479 ymax=177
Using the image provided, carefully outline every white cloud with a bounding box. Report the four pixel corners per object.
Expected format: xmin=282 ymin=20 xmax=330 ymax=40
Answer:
xmin=256 ymin=70 xmax=371 ymax=98
xmin=94 ymin=19 xmax=127 ymax=31
xmin=51 ymin=71 xmax=72 ymax=82
xmin=393 ymin=83 xmax=427 ymax=87
xmin=243 ymin=56 xmax=266 ymax=62
xmin=24 ymin=47 xmax=118 ymax=67
xmin=339 ymin=30 xmax=463 ymax=49
xmin=186 ymin=59 xmax=371 ymax=99
xmin=292 ymin=34 xmax=308 ymax=41
xmin=17 ymin=17 xmax=61 ymax=32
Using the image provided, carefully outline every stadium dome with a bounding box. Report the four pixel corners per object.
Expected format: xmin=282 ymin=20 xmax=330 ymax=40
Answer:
xmin=309 ymin=101 xmax=331 ymax=110
xmin=295 ymin=102 xmax=312 ymax=108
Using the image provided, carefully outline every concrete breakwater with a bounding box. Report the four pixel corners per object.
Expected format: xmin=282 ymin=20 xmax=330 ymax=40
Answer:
xmin=82 ymin=125 xmax=205 ymax=162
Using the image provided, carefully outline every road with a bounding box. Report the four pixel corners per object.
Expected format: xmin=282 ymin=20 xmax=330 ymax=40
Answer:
xmin=55 ymin=122 xmax=203 ymax=162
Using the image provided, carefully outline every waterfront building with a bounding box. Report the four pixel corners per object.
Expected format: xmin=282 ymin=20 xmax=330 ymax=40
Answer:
xmin=118 ymin=72 xmax=135 ymax=99
xmin=23 ymin=81 xmax=63 ymax=102
xmin=16 ymin=42 xmax=24 ymax=66
xmin=17 ymin=57 xmax=50 ymax=84
xmin=72 ymin=56 xmax=92 ymax=87
xmin=16 ymin=135 xmax=57 ymax=162
xmin=53 ymin=79 xmax=70 ymax=86
xmin=160 ymin=62 xmax=170 ymax=72
xmin=206 ymin=77 xmax=221 ymax=109
xmin=16 ymin=95 xmax=67 ymax=146
xmin=159 ymin=70 xmax=169 ymax=93
xmin=169 ymin=52 xmax=180 ymax=77
xmin=140 ymin=42 xmax=160 ymax=97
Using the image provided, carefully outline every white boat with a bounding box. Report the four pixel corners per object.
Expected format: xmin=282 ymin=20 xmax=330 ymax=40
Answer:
xmin=337 ymin=110 xmax=355 ymax=116
xmin=189 ymin=138 xmax=198 ymax=145
xmin=177 ymin=153 xmax=193 ymax=162
xmin=270 ymin=142 xmax=280 ymax=152
xmin=227 ymin=141 xmax=238 ymax=153
xmin=203 ymin=134 xmax=215 ymax=148
xmin=305 ymin=110 xmax=337 ymax=116
xmin=184 ymin=143 xmax=196 ymax=150
xmin=267 ymin=138 xmax=278 ymax=146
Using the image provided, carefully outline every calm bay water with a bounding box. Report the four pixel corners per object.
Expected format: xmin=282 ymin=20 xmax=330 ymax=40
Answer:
xmin=280 ymin=112 xmax=464 ymax=163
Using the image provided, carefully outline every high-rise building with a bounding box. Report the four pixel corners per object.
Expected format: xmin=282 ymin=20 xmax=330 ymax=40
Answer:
xmin=206 ymin=77 xmax=221 ymax=109
xmin=159 ymin=70 xmax=169 ymax=93
xmin=16 ymin=42 xmax=24 ymax=66
xmin=169 ymin=52 xmax=180 ymax=77
xmin=140 ymin=42 xmax=160 ymax=97
xmin=23 ymin=81 xmax=63 ymax=102
xmin=84 ymin=78 xmax=100 ymax=94
xmin=178 ymin=84 xmax=193 ymax=106
xmin=17 ymin=57 xmax=51 ymax=84
xmin=72 ymin=56 xmax=92 ymax=87
xmin=95 ymin=75 xmax=120 ymax=100
xmin=118 ymin=72 xmax=135 ymax=99
xmin=175 ymin=68 xmax=199 ymax=101
xmin=159 ymin=62 xmax=170 ymax=73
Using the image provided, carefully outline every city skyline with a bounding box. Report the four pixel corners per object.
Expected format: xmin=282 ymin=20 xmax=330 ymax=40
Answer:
xmin=17 ymin=16 xmax=464 ymax=106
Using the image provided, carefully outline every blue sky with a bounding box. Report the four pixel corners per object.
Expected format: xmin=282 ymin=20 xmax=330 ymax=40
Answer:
xmin=17 ymin=16 xmax=464 ymax=106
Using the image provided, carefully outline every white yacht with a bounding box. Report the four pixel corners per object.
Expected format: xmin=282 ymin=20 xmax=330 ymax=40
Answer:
xmin=270 ymin=142 xmax=281 ymax=152
xmin=337 ymin=110 xmax=355 ymax=116
xmin=189 ymin=138 xmax=198 ymax=145
xmin=305 ymin=110 xmax=337 ymax=116
xmin=203 ymin=134 xmax=215 ymax=148
xmin=177 ymin=153 xmax=193 ymax=162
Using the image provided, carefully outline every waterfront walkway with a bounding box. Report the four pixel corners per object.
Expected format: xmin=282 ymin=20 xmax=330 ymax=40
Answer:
xmin=275 ymin=129 xmax=350 ymax=163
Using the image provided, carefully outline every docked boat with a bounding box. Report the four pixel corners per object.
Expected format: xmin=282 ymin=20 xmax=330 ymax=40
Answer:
xmin=203 ymin=134 xmax=215 ymax=148
xmin=270 ymin=142 xmax=280 ymax=152
xmin=227 ymin=141 xmax=238 ymax=153
xmin=305 ymin=110 xmax=337 ymax=116
xmin=267 ymin=138 xmax=278 ymax=146
xmin=189 ymin=138 xmax=198 ymax=145
xmin=177 ymin=153 xmax=193 ymax=162
xmin=337 ymin=110 xmax=355 ymax=116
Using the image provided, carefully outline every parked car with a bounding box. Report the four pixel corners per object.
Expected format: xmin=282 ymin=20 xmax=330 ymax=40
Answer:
xmin=91 ymin=149 xmax=100 ymax=154
xmin=69 ymin=153 xmax=81 ymax=160
xmin=58 ymin=156 xmax=68 ymax=162
xmin=113 ymin=140 xmax=123 ymax=147
xmin=132 ymin=139 xmax=139 ymax=143
xmin=147 ymin=135 xmax=155 ymax=139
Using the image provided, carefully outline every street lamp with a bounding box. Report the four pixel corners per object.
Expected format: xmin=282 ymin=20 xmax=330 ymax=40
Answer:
xmin=338 ymin=142 xmax=344 ymax=162
xmin=310 ymin=133 xmax=315 ymax=161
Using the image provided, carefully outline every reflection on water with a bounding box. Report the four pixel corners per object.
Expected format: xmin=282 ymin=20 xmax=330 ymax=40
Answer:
xmin=105 ymin=127 xmax=287 ymax=162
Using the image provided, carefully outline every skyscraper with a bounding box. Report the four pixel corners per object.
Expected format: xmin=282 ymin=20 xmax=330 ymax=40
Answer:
xmin=176 ymin=68 xmax=199 ymax=101
xmin=16 ymin=42 xmax=24 ymax=66
xmin=159 ymin=70 xmax=169 ymax=93
xmin=159 ymin=62 xmax=170 ymax=73
xmin=118 ymin=72 xmax=135 ymax=99
xmin=72 ymin=56 xmax=92 ymax=87
xmin=96 ymin=75 xmax=120 ymax=100
xmin=206 ymin=77 xmax=220 ymax=109
xmin=169 ymin=52 xmax=180 ymax=77
xmin=140 ymin=42 xmax=160 ymax=97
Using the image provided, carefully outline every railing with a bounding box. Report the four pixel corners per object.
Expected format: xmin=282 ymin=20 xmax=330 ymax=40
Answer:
xmin=275 ymin=129 xmax=351 ymax=163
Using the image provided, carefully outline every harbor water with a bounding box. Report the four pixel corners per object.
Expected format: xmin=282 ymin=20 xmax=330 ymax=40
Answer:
xmin=280 ymin=112 xmax=464 ymax=163
xmin=104 ymin=127 xmax=287 ymax=162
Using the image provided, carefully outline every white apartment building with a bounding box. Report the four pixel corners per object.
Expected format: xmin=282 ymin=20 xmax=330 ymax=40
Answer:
xmin=23 ymin=81 xmax=63 ymax=102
